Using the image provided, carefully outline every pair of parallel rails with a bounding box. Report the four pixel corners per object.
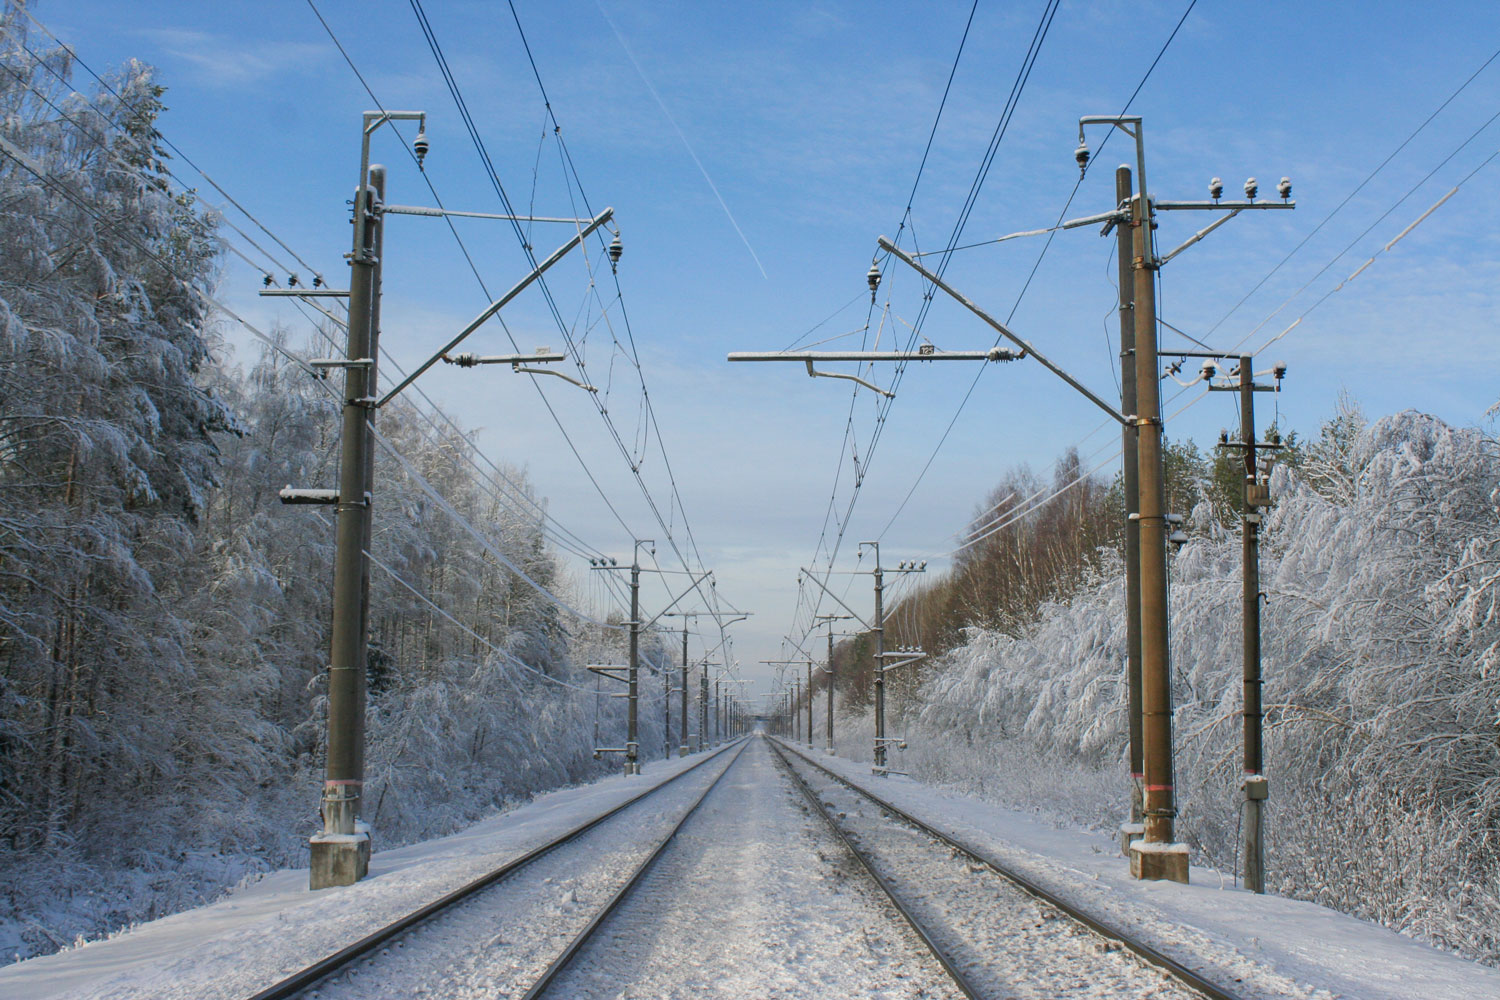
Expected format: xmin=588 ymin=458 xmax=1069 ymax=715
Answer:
xmin=250 ymin=738 xmax=748 ymax=1000
xmin=768 ymin=737 xmax=1242 ymax=1000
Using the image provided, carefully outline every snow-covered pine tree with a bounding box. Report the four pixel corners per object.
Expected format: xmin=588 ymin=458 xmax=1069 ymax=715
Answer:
xmin=0 ymin=12 xmax=229 ymax=859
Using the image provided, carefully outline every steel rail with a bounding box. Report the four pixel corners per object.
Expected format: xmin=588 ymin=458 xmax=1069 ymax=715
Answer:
xmin=771 ymin=738 xmax=1245 ymax=1000
xmin=520 ymin=737 xmax=753 ymax=999
xmin=766 ymin=739 xmax=982 ymax=1000
xmin=246 ymin=737 xmax=749 ymax=1000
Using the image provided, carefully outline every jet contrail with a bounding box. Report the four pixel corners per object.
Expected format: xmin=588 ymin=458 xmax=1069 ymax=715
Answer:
xmin=596 ymin=2 xmax=768 ymax=278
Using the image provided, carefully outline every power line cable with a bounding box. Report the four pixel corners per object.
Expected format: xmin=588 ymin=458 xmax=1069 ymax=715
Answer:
xmin=0 ymin=39 xmax=625 ymax=636
xmin=1203 ymin=41 xmax=1500 ymax=340
xmin=791 ymin=0 xmax=1063 ymax=646
xmin=0 ymin=28 xmax=610 ymax=566
xmin=869 ymin=0 xmax=1196 ymax=545
xmin=305 ymin=0 xmax=646 ymax=547
xmin=481 ymin=1 xmax=737 ymax=626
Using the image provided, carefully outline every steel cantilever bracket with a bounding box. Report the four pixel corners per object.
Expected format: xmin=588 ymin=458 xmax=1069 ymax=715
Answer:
xmin=804 ymin=359 xmax=893 ymax=398
xmin=513 ymin=363 xmax=597 ymax=392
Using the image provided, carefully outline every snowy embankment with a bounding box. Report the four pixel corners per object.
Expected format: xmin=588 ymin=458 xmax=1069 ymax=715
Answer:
xmin=0 ymin=750 xmax=727 ymax=1000
xmin=840 ymin=409 xmax=1500 ymax=968
xmin=790 ymin=741 xmax=1500 ymax=1000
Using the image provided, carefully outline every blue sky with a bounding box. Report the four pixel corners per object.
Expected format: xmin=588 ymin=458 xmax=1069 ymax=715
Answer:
xmin=29 ymin=0 xmax=1500 ymax=697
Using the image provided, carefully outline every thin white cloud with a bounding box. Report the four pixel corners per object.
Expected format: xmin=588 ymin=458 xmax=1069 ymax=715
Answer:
xmin=595 ymin=2 xmax=768 ymax=279
xmin=135 ymin=29 xmax=327 ymax=88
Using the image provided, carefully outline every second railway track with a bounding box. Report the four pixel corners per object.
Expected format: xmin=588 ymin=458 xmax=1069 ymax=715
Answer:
xmin=769 ymin=737 xmax=1243 ymax=1000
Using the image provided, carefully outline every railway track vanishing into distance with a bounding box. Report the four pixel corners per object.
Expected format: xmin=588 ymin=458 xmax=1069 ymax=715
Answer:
xmin=250 ymin=733 xmax=1249 ymax=1000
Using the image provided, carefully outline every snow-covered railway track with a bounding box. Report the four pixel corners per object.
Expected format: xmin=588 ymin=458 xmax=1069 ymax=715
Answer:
xmin=768 ymin=737 xmax=985 ymax=999
xmin=247 ymin=738 xmax=747 ymax=1000
xmin=770 ymin=738 xmax=1240 ymax=1000
xmin=531 ymin=733 xmax=968 ymax=1000
xmin=516 ymin=737 xmax=752 ymax=999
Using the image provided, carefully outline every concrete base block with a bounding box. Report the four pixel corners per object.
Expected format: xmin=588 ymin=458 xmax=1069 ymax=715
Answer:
xmin=310 ymin=830 xmax=370 ymax=890
xmin=1130 ymin=840 xmax=1189 ymax=883
xmin=1118 ymin=821 xmax=1145 ymax=857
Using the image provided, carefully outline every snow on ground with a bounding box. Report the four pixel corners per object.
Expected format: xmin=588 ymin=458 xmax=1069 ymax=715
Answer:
xmin=544 ymin=737 xmax=963 ymax=999
xmin=0 ymin=744 xmax=740 ymax=1000
xmin=779 ymin=739 xmax=1500 ymax=1000
xmin=6 ymin=730 xmax=1496 ymax=1000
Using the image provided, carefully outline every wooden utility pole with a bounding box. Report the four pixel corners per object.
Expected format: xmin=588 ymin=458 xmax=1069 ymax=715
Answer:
xmin=700 ymin=666 xmax=710 ymax=751
xmin=627 ymin=557 xmax=641 ymax=773
xmin=1210 ymin=353 xmax=1281 ymax=892
xmin=1129 ymin=183 xmax=1184 ymax=880
xmin=1240 ymin=360 xmax=1267 ymax=892
xmin=815 ymin=614 xmax=853 ymax=753
xmin=272 ymin=110 xmax=603 ymax=889
xmin=663 ymin=649 xmax=672 ymax=760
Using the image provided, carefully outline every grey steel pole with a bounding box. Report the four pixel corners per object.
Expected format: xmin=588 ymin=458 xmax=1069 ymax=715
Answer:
xmin=679 ymin=624 xmax=690 ymax=756
xmin=807 ymin=662 xmax=814 ymax=749
xmin=1131 ymin=172 xmax=1184 ymax=880
xmin=627 ymin=559 xmax=640 ymax=774
xmin=354 ymin=168 xmax=385 ymax=797
xmin=792 ymin=678 xmax=800 ymax=742
xmin=826 ymin=628 xmax=835 ymax=752
xmin=872 ymin=553 xmax=887 ymax=772
xmin=664 ymin=653 xmax=671 ymax=760
xmin=699 ymin=668 xmax=708 ymax=751
xmin=1241 ymin=356 xmax=1267 ymax=893
xmin=715 ymin=680 xmax=722 ymax=744
xmin=1117 ymin=165 xmax=1146 ymax=848
xmin=313 ymin=164 xmax=382 ymax=890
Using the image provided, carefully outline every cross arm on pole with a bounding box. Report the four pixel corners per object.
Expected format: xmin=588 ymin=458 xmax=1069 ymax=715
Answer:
xmin=797 ymin=569 xmax=872 ymax=630
xmin=727 ymin=349 xmax=1019 ymax=362
xmin=877 ymin=236 xmax=1130 ymax=427
xmin=376 ymin=207 xmax=613 ymax=407
xmin=727 ymin=348 xmax=1020 ymax=400
xmin=640 ymin=571 xmax=715 ymax=631
xmin=381 ymin=204 xmax=595 ymax=224
xmin=780 ymin=631 xmax=819 ymax=665
xmin=1155 ymin=200 xmax=1295 ymax=211
xmin=441 ymin=349 xmax=599 ymax=392
xmin=879 ymin=651 xmax=927 ymax=673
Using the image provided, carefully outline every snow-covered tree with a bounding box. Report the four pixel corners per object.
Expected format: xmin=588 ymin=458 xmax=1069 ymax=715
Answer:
xmin=873 ymin=407 xmax=1500 ymax=965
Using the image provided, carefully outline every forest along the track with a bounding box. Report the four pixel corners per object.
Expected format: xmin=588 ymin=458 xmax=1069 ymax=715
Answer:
xmin=774 ymin=743 xmax=1209 ymax=1000
xmin=531 ymin=735 xmax=964 ymax=1000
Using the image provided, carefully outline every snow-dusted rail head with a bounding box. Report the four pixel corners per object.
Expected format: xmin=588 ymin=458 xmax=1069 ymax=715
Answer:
xmin=772 ymin=738 xmax=1231 ymax=999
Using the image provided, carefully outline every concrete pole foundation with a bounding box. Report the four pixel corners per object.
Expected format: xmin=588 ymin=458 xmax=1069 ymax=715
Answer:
xmin=1129 ymin=840 xmax=1189 ymax=882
